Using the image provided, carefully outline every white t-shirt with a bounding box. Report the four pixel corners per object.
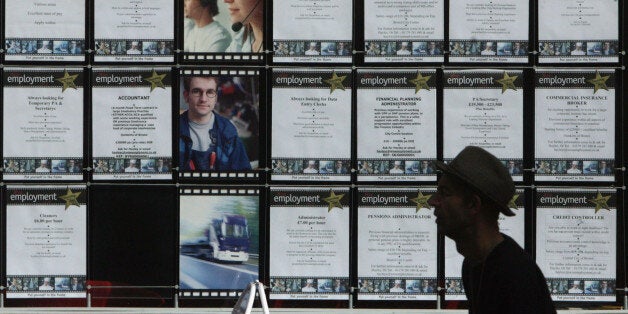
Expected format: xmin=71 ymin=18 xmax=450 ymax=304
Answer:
xmin=184 ymin=19 xmax=231 ymax=53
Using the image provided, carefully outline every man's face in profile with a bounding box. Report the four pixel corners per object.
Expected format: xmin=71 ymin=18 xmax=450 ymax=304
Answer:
xmin=429 ymin=175 xmax=474 ymax=239
xmin=184 ymin=77 xmax=218 ymax=119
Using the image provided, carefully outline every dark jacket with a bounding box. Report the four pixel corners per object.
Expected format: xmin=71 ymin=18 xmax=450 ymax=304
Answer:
xmin=462 ymin=234 xmax=556 ymax=314
xmin=179 ymin=111 xmax=251 ymax=171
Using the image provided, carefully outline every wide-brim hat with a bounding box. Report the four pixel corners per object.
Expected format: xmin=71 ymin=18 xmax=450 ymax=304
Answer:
xmin=433 ymin=146 xmax=515 ymax=216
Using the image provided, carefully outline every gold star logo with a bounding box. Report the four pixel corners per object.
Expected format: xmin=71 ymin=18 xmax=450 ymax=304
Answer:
xmin=409 ymin=71 xmax=431 ymax=94
xmin=55 ymin=70 xmax=79 ymax=92
xmin=144 ymin=69 xmax=166 ymax=92
xmin=323 ymin=190 xmax=345 ymax=212
xmin=586 ymin=71 xmax=610 ymax=94
xmin=410 ymin=191 xmax=432 ymax=213
xmin=324 ymin=71 xmax=347 ymax=94
xmin=58 ymin=188 xmax=82 ymax=210
xmin=588 ymin=191 xmax=611 ymax=213
xmin=496 ymin=72 xmax=518 ymax=93
xmin=508 ymin=194 xmax=520 ymax=210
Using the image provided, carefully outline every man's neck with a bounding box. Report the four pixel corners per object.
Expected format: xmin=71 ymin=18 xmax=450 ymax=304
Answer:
xmin=455 ymin=228 xmax=504 ymax=264
xmin=188 ymin=110 xmax=213 ymax=124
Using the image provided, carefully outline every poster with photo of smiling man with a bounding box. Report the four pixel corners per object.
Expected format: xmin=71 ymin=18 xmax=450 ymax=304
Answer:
xmin=178 ymin=68 xmax=262 ymax=180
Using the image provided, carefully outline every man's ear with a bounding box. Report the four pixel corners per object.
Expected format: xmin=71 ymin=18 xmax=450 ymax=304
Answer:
xmin=467 ymin=194 xmax=482 ymax=214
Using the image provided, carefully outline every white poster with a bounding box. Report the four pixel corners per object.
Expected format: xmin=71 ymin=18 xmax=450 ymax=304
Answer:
xmin=364 ymin=0 xmax=444 ymax=63
xmin=536 ymin=188 xmax=616 ymax=302
xmin=5 ymin=0 xmax=86 ymax=62
xmin=535 ymin=69 xmax=615 ymax=182
xmin=3 ymin=68 xmax=84 ymax=181
xmin=6 ymin=185 xmax=87 ymax=299
xmin=271 ymin=69 xmax=351 ymax=182
xmin=445 ymin=189 xmax=525 ymax=300
xmin=356 ymin=69 xmax=437 ymax=182
xmin=93 ymin=0 xmax=174 ymax=62
xmin=538 ymin=0 xmax=619 ymax=63
xmin=272 ymin=0 xmax=352 ymax=63
xmin=357 ymin=187 xmax=437 ymax=301
xmin=443 ymin=69 xmax=524 ymax=181
xmin=269 ymin=187 xmax=350 ymax=300
xmin=449 ymin=0 xmax=529 ymax=63
xmin=91 ymin=67 xmax=172 ymax=180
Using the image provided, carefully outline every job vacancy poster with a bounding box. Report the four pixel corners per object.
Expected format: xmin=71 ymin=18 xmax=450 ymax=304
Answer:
xmin=91 ymin=67 xmax=172 ymax=180
xmin=356 ymin=69 xmax=437 ymax=182
xmin=3 ymin=67 xmax=84 ymax=181
xmin=269 ymin=187 xmax=350 ymax=300
xmin=443 ymin=69 xmax=524 ymax=181
xmin=93 ymin=0 xmax=174 ymax=62
xmin=4 ymin=0 xmax=85 ymax=62
xmin=445 ymin=189 xmax=525 ymax=300
xmin=272 ymin=0 xmax=352 ymax=63
xmin=449 ymin=0 xmax=529 ymax=63
xmin=536 ymin=188 xmax=617 ymax=302
xmin=538 ymin=0 xmax=619 ymax=63
xmin=364 ymin=0 xmax=444 ymax=63
xmin=271 ymin=68 xmax=352 ymax=182
xmin=357 ymin=187 xmax=437 ymax=301
xmin=6 ymin=185 xmax=87 ymax=299
xmin=535 ymin=69 xmax=615 ymax=182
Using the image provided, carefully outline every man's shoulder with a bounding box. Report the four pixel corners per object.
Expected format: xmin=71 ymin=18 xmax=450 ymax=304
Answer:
xmin=213 ymin=114 xmax=239 ymax=136
xmin=179 ymin=111 xmax=190 ymax=126
xmin=485 ymin=236 xmax=548 ymax=289
xmin=491 ymin=236 xmax=532 ymax=264
xmin=213 ymin=112 xmax=231 ymax=125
